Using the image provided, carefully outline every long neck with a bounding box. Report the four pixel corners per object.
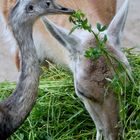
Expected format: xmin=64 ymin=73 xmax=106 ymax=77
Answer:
xmin=0 ymin=24 xmax=40 ymax=139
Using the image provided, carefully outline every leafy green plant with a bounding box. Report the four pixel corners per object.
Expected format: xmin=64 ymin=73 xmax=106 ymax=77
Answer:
xmin=69 ymin=10 xmax=107 ymax=61
xmin=69 ymin=11 xmax=140 ymax=139
xmin=69 ymin=10 xmax=134 ymax=90
xmin=0 ymin=48 xmax=139 ymax=139
xmin=0 ymin=10 xmax=139 ymax=140
xmin=0 ymin=65 xmax=95 ymax=140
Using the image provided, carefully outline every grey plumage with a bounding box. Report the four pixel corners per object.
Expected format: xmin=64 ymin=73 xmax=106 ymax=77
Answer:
xmin=0 ymin=0 xmax=73 ymax=139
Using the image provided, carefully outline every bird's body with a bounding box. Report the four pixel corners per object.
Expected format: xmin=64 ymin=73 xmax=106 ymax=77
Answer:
xmin=0 ymin=0 xmax=72 ymax=139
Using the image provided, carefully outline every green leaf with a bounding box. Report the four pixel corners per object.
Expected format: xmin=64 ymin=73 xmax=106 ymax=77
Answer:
xmin=84 ymin=47 xmax=102 ymax=60
xmin=100 ymin=25 xmax=107 ymax=32
xmin=69 ymin=25 xmax=79 ymax=35
xmin=96 ymin=23 xmax=101 ymax=31
xmin=103 ymin=34 xmax=108 ymax=43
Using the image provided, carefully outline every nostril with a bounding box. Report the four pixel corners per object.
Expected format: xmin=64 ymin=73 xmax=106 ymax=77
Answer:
xmin=61 ymin=7 xmax=68 ymax=11
xmin=46 ymin=1 xmax=50 ymax=7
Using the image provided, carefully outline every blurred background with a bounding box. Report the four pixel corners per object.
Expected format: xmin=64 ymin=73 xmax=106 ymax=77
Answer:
xmin=0 ymin=0 xmax=139 ymax=82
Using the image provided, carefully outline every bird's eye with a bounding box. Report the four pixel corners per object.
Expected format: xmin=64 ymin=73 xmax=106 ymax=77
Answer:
xmin=26 ymin=4 xmax=34 ymax=13
xmin=46 ymin=1 xmax=51 ymax=7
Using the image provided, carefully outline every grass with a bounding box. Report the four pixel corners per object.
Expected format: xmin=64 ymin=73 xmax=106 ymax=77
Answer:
xmin=0 ymin=48 xmax=140 ymax=140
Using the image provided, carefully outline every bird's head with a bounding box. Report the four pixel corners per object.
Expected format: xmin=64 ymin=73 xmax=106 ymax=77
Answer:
xmin=9 ymin=0 xmax=73 ymax=26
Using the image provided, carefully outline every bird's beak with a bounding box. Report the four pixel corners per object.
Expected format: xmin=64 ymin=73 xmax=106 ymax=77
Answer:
xmin=47 ymin=0 xmax=74 ymax=15
xmin=54 ymin=4 xmax=74 ymax=14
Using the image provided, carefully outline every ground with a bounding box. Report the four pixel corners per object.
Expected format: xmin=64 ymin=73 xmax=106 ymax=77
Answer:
xmin=0 ymin=0 xmax=139 ymax=82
